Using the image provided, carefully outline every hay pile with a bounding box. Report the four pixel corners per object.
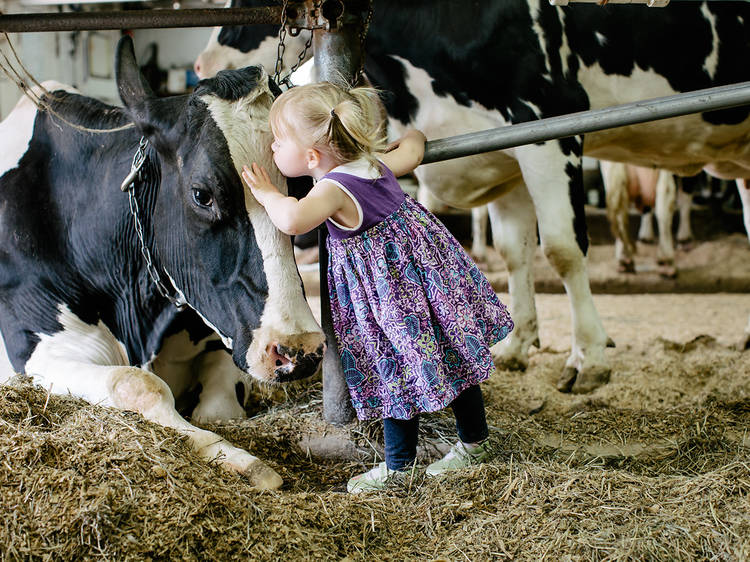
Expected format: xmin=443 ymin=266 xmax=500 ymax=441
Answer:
xmin=2 ymin=337 xmax=749 ymax=562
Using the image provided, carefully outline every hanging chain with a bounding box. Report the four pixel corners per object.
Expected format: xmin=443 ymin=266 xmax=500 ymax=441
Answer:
xmin=273 ymin=0 xmax=290 ymax=86
xmin=121 ymin=137 xmax=187 ymax=310
xmin=273 ymin=0 xmax=321 ymax=90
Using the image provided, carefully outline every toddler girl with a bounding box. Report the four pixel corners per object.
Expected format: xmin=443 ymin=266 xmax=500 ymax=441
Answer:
xmin=242 ymin=81 xmax=513 ymax=493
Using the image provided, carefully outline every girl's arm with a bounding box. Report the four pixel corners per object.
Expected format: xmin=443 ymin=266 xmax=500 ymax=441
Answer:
xmin=378 ymin=129 xmax=427 ymax=177
xmin=242 ymin=163 xmax=347 ymax=235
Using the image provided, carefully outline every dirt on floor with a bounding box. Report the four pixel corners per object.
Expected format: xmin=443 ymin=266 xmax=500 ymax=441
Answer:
xmin=1 ymin=236 xmax=749 ymax=561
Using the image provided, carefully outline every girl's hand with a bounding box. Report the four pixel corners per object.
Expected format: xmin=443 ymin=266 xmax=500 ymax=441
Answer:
xmin=242 ymin=163 xmax=281 ymax=207
xmin=379 ymin=129 xmax=427 ymax=177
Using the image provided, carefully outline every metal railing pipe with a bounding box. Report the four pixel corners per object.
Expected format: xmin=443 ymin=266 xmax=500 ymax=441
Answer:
xmin=0 ymin=6 xmax=282 ymax=32
xmin=422 ymin=81 xmax=750 ymax=164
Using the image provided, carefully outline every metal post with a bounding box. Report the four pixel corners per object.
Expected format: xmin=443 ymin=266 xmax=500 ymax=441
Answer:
xmin=0 ymin=7 xmax=284 ymax=32
xmin=422 ymin=81 xmax=750 ymax=165
xmin=313 ymin=0 xmax=365 ymax=425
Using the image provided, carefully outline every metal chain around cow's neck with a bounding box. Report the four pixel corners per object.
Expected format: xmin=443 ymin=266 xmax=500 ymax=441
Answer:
xmin=121 ymin=137 xmax=187 ymax=310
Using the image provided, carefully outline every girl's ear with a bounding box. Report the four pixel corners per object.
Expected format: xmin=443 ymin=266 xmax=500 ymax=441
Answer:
xmin=305 ymin=148 xmax=321 ymax=170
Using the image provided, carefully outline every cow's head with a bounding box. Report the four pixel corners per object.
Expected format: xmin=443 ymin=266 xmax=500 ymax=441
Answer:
xmin=115 ymin=36 xmax=324 ymax=383
xmin=194 ymin=0 xmax=311 ymax=79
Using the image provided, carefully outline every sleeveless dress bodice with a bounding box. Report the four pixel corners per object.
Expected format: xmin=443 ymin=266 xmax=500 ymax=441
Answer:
xmin=322 ymin=159 xmax=405 ymax=240
xmin=322 ymin=159 xmax=513 ymax=421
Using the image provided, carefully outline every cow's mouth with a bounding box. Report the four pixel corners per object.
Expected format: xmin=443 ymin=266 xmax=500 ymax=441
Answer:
xmin=270 ymin=342 xmax=324 ymax=383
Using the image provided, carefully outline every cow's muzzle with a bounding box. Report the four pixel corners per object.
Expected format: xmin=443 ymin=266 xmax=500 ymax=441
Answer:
xmin=246 ymin=329 xmax=325 ymax=384
xmin=268 ymin=341 xmax=325 ymax=382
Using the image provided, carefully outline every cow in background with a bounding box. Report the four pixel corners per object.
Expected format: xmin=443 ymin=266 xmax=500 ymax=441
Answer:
xmin=195 ymin=1 xmax=750 ymax=390
xmin=0 ymin=37 xmax=325 ymax=489
xmin=600 ymin=161 xmax=678 ymax=277
xmin=636 ymin=180 xmax=694 ymax=248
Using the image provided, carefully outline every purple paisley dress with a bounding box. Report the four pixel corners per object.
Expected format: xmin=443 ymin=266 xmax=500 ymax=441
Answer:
xmin=325 ymin=159 xmax=513 ymax=421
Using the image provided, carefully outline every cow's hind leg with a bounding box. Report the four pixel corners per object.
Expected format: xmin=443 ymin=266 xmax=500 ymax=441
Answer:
xmin=601 ymin=161 xmax=636 ymax=273
xmin=736 ymin=179 xmax=750 ymax=242
xmin=470 ymin=205 xmax=490 ymax=263
xmin=637 ymin=209 xmax=656 ymax=244
xmin=29 ymin=360 xmax=282 ymax=489
xmin=655 ymin=171 xmax=677 ymax=278
xmin=486 ymin=182 xmax=540 ymax=371
xmin=675 ymin=177 xmax=695 ymax=247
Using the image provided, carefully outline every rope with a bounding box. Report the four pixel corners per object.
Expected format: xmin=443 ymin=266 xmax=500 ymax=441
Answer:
xmin=1 ymin=32 xmax=134 ymax=134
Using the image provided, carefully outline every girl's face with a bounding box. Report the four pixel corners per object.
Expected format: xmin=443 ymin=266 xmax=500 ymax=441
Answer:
xmin=270 ymin=131 xmax=310 ymax=178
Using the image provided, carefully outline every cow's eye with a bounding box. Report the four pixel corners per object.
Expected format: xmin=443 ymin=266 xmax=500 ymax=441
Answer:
xmin=192 ymin=188 xmax=213 ymax=208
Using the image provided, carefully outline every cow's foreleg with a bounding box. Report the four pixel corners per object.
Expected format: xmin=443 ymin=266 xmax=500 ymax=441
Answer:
xmin=27 ymin=345 xmax=281 ymax=489
xmin=655 ymin=171 xmax=677 ymax=278
xmin=519 ymin=144 xmax=611 ymax=394
xmin=486 ymin=183 xmax=539 ymax=371
xmin=110 ymin=366 xmax=281 ymax=488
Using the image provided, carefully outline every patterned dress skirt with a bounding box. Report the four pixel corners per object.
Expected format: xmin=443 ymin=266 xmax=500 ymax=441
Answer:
xmin=327 ymin=196 xmax=514 ymax=420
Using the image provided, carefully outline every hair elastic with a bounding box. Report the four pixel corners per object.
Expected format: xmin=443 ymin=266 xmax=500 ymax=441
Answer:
xmin=330 ymin=108 xmax=337 ymax=118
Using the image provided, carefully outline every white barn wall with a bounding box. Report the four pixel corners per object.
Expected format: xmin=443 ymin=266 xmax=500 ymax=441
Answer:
xmin=133 ymin=27 xmax=211 ymax=70
xmin=0 ymin=21 xmax=212 ymax=120
xmin=0 ymin=29 xmax=120 ymax=118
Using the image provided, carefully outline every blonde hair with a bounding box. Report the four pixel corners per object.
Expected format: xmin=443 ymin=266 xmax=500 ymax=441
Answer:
xmin=269 ymin=81 xmax=388 ymax=170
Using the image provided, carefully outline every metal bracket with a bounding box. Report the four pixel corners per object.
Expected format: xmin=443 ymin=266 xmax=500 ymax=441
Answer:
xmin=284 ymin=0 xmax=356 ymax=33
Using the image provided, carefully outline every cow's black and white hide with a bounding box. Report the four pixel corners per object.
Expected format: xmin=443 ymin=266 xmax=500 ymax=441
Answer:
xmin=0 ymin=36 xmax=325 ymax=489
xmin=194 ymin=0 xmax=750 ymax=390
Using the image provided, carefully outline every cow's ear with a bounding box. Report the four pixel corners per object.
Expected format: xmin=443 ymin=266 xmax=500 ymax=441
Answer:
xmin=115 ymin=36 xmax=175 ymax=153
xmin=115 ymin=35 xmax=155 ymax=108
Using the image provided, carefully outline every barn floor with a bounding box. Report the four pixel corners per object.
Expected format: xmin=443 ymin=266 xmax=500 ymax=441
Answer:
xmin=1 ymin=236 xmax=749 ymax=560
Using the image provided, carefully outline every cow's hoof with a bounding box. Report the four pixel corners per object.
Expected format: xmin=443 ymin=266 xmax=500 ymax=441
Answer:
xmin=657 ymin=264 xmax=677 ymax=279
xmin=245 ymin=460 xmax=283 ymax=490
xmin=678 ymin=239 xmax=694 ymax=251
xmin=738 ymin=333 xmax=750 ymax=351
xmin=617 ymin=259 xmax=636 ymax=274
xmin=556 ymin=366 xmax=578 ymax=393
xmin=494 ymin=355 xmax=528 ymax=371
xmin=571 ymin=368 xmax=611 ymax=394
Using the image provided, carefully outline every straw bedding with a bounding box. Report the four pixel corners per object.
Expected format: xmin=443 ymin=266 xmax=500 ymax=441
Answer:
xmin=1 ymin=292 xmax=749 ymax=561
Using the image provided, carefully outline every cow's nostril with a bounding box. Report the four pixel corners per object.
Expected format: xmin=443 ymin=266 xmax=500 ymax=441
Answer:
xmin=266 ymin=343 xmax=291 ymax=368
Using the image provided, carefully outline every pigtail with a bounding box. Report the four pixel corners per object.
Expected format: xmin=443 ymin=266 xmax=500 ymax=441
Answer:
xmin=330 ymin=88 xmax=388 ymax=170
xmin=271 ymin=81 xmax=389 ymax=171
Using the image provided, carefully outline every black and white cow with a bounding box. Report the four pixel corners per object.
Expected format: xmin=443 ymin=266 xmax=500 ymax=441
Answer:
xmin=0 ymin=36 xmax=325 ymax=489
xmin=195 ymin=0 xmax=750 ymax=391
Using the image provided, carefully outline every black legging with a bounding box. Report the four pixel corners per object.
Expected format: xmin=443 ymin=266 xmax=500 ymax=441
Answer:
xmin=382 ymin=384 xmax=489 ymax=471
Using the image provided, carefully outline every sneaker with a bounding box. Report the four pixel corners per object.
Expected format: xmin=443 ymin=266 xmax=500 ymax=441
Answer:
xmin=425 ymin=440 xmax=491 ymax=476
xmin=347 ymin=462 xmax=397 ymax=494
